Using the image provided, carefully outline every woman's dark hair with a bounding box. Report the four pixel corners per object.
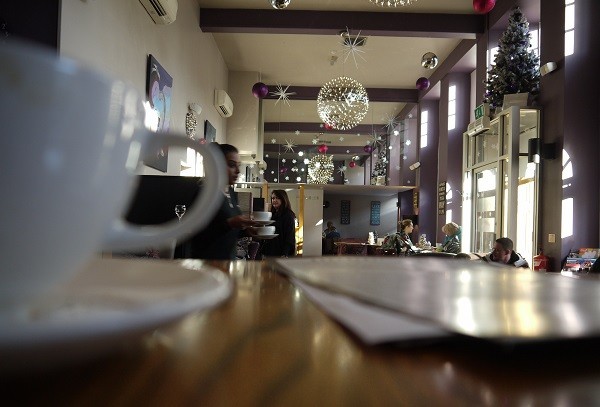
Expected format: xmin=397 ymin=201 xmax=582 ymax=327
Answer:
xmin=215 ymin=143 xmax=238 ymax=157
xmin=271 ymin=189 xmax=295 ymax=217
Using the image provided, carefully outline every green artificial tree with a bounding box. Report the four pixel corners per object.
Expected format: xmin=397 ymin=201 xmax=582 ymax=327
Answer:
xmin=371 ymin=140 xmax=388 ymax=185
xmin=484 ymin=7 xmax=540 ymax=111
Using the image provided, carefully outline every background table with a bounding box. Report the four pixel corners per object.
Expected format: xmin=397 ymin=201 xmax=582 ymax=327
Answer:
xmin=4 ymin=260 xmax=600 ymax=405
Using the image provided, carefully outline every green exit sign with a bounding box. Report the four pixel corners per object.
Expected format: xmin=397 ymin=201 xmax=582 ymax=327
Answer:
xmin=474 ymin=103 xmax=489 ymax=120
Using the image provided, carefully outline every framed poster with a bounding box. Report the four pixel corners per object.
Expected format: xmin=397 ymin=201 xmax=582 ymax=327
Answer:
xmin=370 ymin=201 xmax=381 ymax=226
xmin=204 ymin=120 xmax=217 ymax=143
xmin=340 ymin=200 xmax=351 ymax=225
xmin=144 ymin=54 xmax=173 ymax=172
xmin=438 ymin=182 xmax=446 ymax=215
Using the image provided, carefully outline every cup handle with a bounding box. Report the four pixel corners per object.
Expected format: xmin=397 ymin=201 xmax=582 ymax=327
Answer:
xmin=102 ymin=136 xmax=225 ymax=251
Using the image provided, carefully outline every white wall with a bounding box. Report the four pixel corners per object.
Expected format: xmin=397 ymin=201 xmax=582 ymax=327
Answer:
xmin=59 ymin=0 xmax=229 ymax=175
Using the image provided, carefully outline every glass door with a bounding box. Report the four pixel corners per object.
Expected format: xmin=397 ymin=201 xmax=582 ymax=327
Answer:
xmin=473 ymin=164 xmax=498 ymax=253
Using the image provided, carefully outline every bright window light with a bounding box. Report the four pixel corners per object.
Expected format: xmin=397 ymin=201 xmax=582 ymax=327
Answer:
xmin=420 ymin=110 xmax=428 ymax=149
xmin=562 ymin=149 xmax=573 ymax=180
xmin=562 ymin=197 xmax=574 ymax=238
xmin=565 ymin=2 xmax=575 ymax=57
xmin=448 ymin=85 xmax=457 ymax=131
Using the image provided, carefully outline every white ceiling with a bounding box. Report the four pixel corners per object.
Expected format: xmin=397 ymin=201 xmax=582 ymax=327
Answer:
xmin=197 ymin=0 xmax=478 ymax=155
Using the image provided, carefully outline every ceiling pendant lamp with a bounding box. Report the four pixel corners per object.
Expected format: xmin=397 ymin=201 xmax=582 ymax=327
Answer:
xmin=317 ymin=76 xmax=369 ymax=131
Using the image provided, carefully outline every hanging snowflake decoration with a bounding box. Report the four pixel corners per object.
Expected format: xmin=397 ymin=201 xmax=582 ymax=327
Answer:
xmin=340 ymin=28 xmax=367 ymax=69
xmin=285 ymin=176 xmax=290 ymax=181
xmin=259 ymin=169 xmax=265 ymax=175
xmin=337 ymin=165 xmax=347 ymax=175
xmin=295 ymin=130 xmax=300 ymax=135
xmin=292 ymin=159 xmax=297 ymax=164
xmin=339 ymin=136 xmax=345 ymax=142
xmin=283 ymin=139 xmax=296 ymax=153
xmin=312 ymin=138 xmax=319 ymax=145
xmin=383 ymin=114 xmax=400 ymax=133
xmin=271 ymin=138 xmax=277 ymax=144
xmin=281 ymin=158 xmax=286 ymax=163
xmin=269 ymin=83 xmax=296 ymax=106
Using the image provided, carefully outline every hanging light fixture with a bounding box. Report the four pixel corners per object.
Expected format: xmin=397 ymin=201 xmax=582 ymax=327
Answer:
xmin=317 ymin=76 xmax=369 ymax=131
xmin=307 ymin=154 xmax=334 ymax=184
xmin=369 ymin=0 xmax=417 ymax=7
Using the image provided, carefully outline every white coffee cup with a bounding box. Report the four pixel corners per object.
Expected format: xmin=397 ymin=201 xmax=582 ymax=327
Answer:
xmin=252 ymin=211 xmax=272 ymax=221
xmin=0 ymin=41 xmax=225 ymax=312
xmin=255 ymin=226 xmax=276 ymax=235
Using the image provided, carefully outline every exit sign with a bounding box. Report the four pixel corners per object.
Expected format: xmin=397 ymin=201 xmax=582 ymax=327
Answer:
xmin=474 ymin=103 xmax=489 ymax=120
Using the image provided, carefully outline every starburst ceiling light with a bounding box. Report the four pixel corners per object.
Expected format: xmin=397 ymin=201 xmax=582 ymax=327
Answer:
xmin=307 ymin=154 xmax=334 ymax=184
xmin=317 ymin=76 xmax=369 ymax=131
xmin=269 ymin=83 xmax=296 ymax=106
xmin=369 ymin=0 xmax=417 ymax=7
xmin=270 ymin=0 xmax=291 ymax=9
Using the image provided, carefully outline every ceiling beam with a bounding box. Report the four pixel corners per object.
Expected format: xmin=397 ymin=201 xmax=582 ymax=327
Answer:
xmin=263 ymin=86 xmax=418 ymax=103
xmin=200 ymin=9 xmax=484 ymax=39
xmin=264 ymin=122 xmax=390 ymax=135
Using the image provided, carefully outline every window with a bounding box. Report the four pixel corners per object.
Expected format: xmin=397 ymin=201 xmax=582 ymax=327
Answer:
xmin=420 ymin=110 xmax=428 ymax=148
xmin=448 ymin=85 xmax=456 ymax=131
xmin=565 ymin=0 xmax=575 ymax=56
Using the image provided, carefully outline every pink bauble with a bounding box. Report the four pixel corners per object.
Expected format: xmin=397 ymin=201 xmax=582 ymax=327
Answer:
xmin=349 ymin=161 xmax=356 ymax=168
xmin=416 ymin=77 xmax=430 ymax=91
xmin=252 ymin=82 xmax=269 ymax=99
xmin=473 ymin=0 xmax=496 ymax=14
xmin=318 ymin=144 xmax=328 ymax=154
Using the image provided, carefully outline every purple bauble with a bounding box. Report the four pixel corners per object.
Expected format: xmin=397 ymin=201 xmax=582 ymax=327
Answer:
xmin=363 ymin=145 xmax=373 ymax=154
xmin=252 ymin=82 xmax=269 ymax=99
xmin=416 ymin=77 xmax=430 ymax=91
xmin=279 ymin=167 xmax=288 ymax=174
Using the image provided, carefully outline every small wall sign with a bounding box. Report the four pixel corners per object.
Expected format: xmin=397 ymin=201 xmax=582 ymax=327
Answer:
xmin=340 ymin=200 xmax=351 ymax=224
xmin=438 ymin=182 xmax=446 ymax=215
xmin=370 ymin=201 xmax=381 ymax=226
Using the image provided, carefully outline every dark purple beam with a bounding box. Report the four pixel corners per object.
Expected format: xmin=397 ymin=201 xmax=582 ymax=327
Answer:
xmin=200 ymin=9 xmax=484 ymax=39
xmin=264 ymin=122 xmax=389 ymax=135
xmin=264 ymin=144 xmax=369 ymax=156
xmin=263 ymin=86 xmax=418 ymax=103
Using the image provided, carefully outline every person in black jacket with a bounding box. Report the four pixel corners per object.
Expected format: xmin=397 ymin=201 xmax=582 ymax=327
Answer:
xmin=261 ymin=189 xmax=296 ymax=257
xmin=484 ymin=237 xmax=529 ymax=268
xmin=187 ymin=143 xmax=256 ymax=260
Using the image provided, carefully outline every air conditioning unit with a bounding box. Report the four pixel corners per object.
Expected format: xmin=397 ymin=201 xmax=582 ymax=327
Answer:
xmin=214 ymin=90 xmax=234 ymax=118
xmin=138 ymin=0 xmax=178 ymax=25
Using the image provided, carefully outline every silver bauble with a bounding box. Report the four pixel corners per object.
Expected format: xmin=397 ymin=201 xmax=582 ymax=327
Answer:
xmin=270 ymin=0 xmax=291 ymax=9
xmin=421 ymin=52 xmax=439 ymax=69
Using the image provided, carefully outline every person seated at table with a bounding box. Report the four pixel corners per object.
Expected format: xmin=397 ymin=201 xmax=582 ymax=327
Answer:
xmin=381 ymin=219 xmax=418 ymax=255
xmin=441 ymin=222 xmax=461 ymax=254
xmin=484 ymin=237 xmax=529 ymax=268
xmin=323 ymin=221 xmax=341 ymax=239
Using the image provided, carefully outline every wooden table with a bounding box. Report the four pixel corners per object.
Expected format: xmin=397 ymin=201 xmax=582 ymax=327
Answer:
xmin=4 ymin=260 xmax=600 ymax=405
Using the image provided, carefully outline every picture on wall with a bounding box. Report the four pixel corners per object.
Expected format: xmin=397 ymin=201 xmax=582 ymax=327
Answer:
xmin=204 ymin=120 xmax=216 ymax=143
xmin=340 ymin=200 xmax=351 ymax=225
xmin=144 ymin=54 xmax=173 ymax=173
xmin=370 ymin=201 xmax=381 ymax=226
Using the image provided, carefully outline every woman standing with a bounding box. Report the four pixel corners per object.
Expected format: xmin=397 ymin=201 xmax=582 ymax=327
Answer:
xmin=261 ymin=189 xmax=296 ymax=257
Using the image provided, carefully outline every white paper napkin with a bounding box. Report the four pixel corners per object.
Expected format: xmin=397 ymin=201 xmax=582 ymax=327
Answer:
xmin=292 ymin=278 xmax=451 ymax=345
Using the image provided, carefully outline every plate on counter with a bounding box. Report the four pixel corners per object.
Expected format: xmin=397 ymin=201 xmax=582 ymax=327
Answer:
xmin=252 ymin=220 xmax=275 ymax=226
xmin=253 ymin=234 xmax=279 ymax=240
xmin=0 ymin=257 xmax=232 ymax=372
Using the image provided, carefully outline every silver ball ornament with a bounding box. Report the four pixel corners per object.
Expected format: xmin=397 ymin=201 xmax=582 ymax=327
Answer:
xmin=421 ymin=52 xmax=439 ymax=69
xmin=270 ymin=0 xmax=291 ymax=9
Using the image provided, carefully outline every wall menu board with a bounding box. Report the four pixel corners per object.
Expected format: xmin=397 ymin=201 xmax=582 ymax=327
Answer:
xmin=340 ymin=200 xmax=351 ymax=224
xmin=370 ymin=201 xmax=381 ymax=225
xmin=438 ymin=182 xmax=446 ymax=215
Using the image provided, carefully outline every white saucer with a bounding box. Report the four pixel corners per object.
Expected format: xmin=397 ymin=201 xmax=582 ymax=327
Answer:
xmin=253 ymin=220 xmax=275 ymax=225
xmin=254 ymin=234 xmax=279 ymax=240
xmin=0 ymin=257 xmax=232 ymax=371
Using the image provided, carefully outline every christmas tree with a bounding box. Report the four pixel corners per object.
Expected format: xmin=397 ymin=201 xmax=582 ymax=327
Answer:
xmin=484 ymin=7 xmax=540 ymax=111
xmin=371 ymin=139 xmax=388 ymax=184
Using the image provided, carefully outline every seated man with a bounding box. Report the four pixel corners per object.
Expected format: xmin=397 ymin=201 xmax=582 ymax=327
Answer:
xmin=484 ymin=237 xmax=529 ymax=268
xmin=323 ymin=221 xmax=341 ymax=239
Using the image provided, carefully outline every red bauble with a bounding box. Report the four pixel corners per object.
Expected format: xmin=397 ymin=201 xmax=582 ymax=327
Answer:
xmin=323 ymin=123 xmax=333 ymax=130
xmin=349 ymin=161 xmax=356 ymax=168
xmin=318 ymin=144 xmax=328 ymax=154
xmin=473 ymin=0 xmax=496 ymax=14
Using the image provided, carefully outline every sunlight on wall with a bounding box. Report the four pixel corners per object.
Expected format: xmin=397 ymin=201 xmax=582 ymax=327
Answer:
xmin=562 ymin=198 xmax=574 ymax=238
xmin=565 ymin=0 xmax=575 ymax=57
xmin=420 ymin=110 xmax=428 ymax=148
